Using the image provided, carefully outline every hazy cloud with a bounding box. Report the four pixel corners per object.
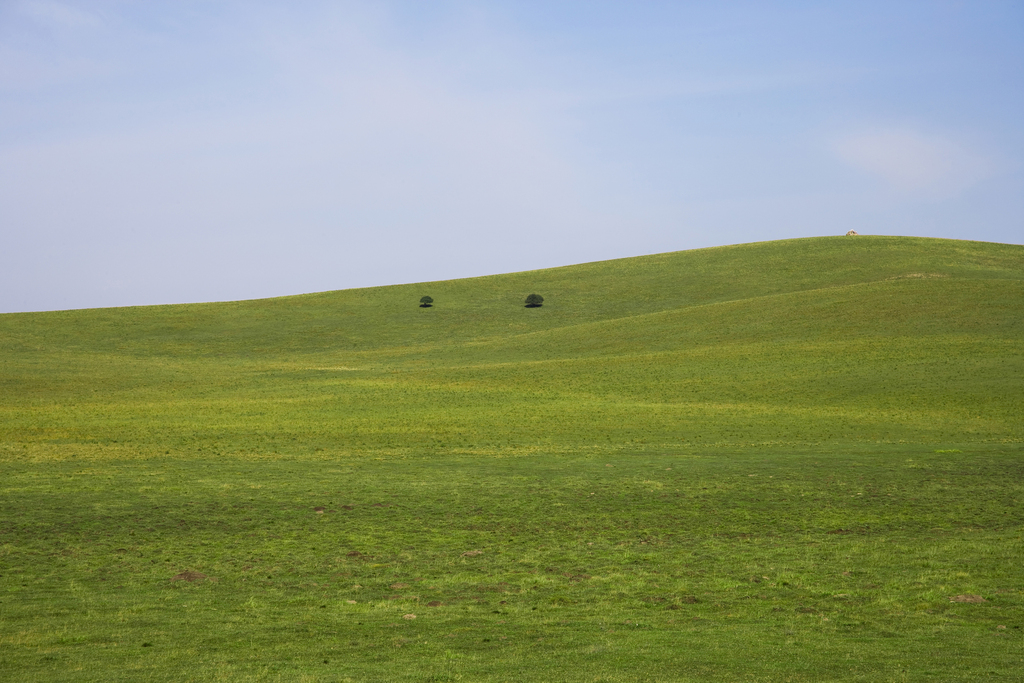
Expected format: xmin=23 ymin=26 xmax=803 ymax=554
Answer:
xmin=831 ymin=129 xmax=993 ymax=196
xmin=16 ymin=0 xmax=102 ymax=29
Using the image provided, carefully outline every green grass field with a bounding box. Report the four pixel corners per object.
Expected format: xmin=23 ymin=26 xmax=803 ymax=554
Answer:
xmin=1 ymin=235 xmax=1022 ymax=681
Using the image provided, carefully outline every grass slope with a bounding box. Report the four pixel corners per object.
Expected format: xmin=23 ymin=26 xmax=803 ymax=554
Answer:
xmin=0 ymin=236 xmax=1022 ymax=681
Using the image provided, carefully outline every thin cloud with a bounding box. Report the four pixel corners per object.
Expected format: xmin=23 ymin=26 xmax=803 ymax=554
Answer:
xmin=831 ymin=129 xmax=992 ymax=196
xmin=16 ymin=0 xmax=102 ymax=29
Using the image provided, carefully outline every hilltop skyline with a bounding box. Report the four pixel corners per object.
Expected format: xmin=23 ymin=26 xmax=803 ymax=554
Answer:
xmin=2 ymin=0 xmax=1022 ymax=313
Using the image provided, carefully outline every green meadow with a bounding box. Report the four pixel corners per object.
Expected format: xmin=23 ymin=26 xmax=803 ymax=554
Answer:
xmin=1 ymin=235 xmax=1022 ymax=681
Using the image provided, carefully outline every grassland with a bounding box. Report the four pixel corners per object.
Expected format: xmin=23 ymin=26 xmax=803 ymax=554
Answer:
xmin=0 ymin=236 xmax=1022 ymax=681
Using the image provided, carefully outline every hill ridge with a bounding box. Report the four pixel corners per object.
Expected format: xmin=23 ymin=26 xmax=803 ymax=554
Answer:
xmin=1 ymin=235 xmax=1020 ymax=449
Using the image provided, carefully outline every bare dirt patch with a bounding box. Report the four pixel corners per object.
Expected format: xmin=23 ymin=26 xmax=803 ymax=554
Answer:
xmin=667 ymin=596 xmax=700 ymax=606
xmin=886 ymin=272 xmax=949 ymax=280
xmin=950 ymin=594 xmax=987 ymax=603
xmin=171 ymin=570 xmax=208 ymax=583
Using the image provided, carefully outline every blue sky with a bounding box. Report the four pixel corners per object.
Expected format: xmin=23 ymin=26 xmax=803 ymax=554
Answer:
xmin=2 ymin=1 xmax=1022 ymax=312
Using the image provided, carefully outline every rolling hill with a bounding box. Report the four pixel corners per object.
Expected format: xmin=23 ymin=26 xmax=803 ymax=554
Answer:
xmin=1 ymin=235 xmax=1023 ymax=682
xmin=1 ymin=235 xmax=1021 ymax=459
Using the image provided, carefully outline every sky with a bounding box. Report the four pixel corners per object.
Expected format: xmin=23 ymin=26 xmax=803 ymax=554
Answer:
xmin=1 ymin=1 xmax=1022 ymax=313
